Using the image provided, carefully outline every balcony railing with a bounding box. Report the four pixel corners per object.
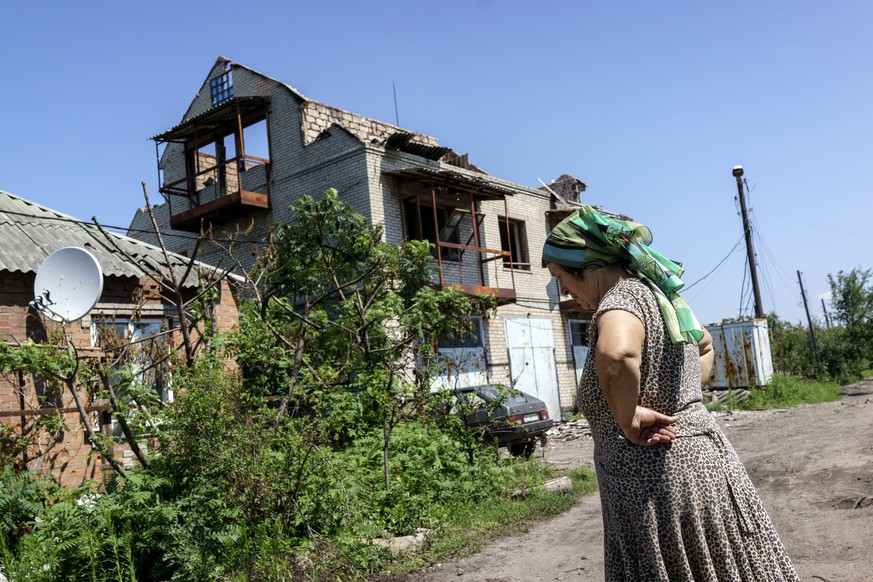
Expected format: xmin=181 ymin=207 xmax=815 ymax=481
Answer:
xmin=432 ymin=238 xmax=517 ymax=305
xmin=160 ymin=155 xmax=270 ymax=232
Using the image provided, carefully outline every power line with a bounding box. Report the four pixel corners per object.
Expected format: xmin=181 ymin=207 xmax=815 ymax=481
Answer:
xmin=747 ymin=209 xmax=776 ymax=313
xmin=1 ymin=209 xmax=255 ymax=244
xmin=738 ymin=253 xmax=752 ymax=319
xmin=751 ymin=220 xmax=801 ymax=317
xmin=758 ymin=208 xmax=873 ymax=240
xmin=683 ymin=233 xmax=745 ymax=293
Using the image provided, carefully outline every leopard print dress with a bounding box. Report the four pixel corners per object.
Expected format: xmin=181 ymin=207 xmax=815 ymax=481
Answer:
xmin=579 ymin=278 xmax=799 ymax=581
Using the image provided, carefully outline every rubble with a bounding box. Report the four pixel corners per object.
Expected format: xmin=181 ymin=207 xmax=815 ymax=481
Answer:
xmin=546 ymin=418 xmax=592 ymax=442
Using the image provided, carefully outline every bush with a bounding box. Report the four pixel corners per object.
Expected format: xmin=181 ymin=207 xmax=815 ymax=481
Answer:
xmin=339 ymin=422 xmax=505 ymax=536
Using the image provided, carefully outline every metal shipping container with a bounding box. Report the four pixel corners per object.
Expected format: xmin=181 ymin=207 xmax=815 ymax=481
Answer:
xmin=706 ymin=319 xmax=773 ymax=389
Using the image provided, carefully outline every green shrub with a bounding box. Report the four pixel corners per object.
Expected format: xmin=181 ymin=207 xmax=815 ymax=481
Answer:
xmin=339 ymin=422 xmax=504 ymax=536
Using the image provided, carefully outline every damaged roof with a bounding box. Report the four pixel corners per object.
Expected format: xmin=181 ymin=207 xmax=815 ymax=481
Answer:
xmin=151 ymin=96 xmax=269 ymax=142
xmin=0 ymin=189 xmax=214 ymax=286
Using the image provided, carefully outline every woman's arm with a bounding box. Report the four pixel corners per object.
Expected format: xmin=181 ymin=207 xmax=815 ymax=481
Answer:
xmin=595 ymin=310 xmax=677 ymax=445
xmin=698 ymin=326 xmax=714 ymax=388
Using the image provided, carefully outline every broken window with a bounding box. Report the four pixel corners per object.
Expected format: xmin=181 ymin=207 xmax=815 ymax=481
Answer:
xmin=92 ymin=318 xmax=170 ymax=438
xmin=242 ymin=118 xmax=269 ymax=162
xmin=210 ymin=70 xmax=233 ymax=106
xmin=438 ymin=316 xmax=484 ymax=349
xmin=405 ymin=201 xmax=460 ymax=261
xmin=435 ymin=316 xmax=487 ymax=390
xmin=499 ymin=217 xmax=529 ymax=270
xmin=568 ymin=320 xmax=591 ymax=347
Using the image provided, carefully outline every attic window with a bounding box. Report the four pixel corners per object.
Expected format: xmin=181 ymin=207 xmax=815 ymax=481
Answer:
xmin=210 ymin=71 xmax=233 ymax=106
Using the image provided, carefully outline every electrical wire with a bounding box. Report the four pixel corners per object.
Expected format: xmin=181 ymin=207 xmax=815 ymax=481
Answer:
xmin=738 ymin=253 xmax=751 ymax=319
xmin=751 ymin=217 xmax=801 ymax=316
xmin=683 ymin=233 xmax=745 ymax=293
xmin=752 ymin=222 xmax=797 ymax=297
xmin=747 ymin=209 xmax=776 ymax=314
xmin=758 ymin=208 xmax=873 ymax=240
xmin=1 ymin=208 xmax=254 ymax=244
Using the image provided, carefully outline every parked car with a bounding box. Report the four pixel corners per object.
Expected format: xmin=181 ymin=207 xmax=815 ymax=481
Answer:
xmin=436 ymin=384 xmax=554 ymax=457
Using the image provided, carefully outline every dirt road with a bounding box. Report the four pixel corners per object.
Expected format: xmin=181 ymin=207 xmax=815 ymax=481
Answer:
xmin=407 ymin=380 xmax=873 ymax=581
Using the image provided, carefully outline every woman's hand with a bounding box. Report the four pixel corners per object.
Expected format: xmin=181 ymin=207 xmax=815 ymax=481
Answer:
xmin=620 ymin=406 xmax=678 ymax=446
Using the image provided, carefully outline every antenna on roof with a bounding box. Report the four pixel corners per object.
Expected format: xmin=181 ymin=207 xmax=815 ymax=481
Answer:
xmin=538 ymin=178 xmax=561 ymax=200
xmin=393 ymin=81 xmax=400 ymax=126
xmin=32 ymin=247 xmax=104 ymax=323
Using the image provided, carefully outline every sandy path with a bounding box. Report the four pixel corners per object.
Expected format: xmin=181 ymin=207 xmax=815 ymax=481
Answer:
xmin=402 ymin=379 xmax=873 ymax=582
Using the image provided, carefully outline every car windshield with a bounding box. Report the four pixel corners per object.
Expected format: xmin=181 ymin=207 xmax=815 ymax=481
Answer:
xmin=476 ymin=386 xmax=529 ymax=406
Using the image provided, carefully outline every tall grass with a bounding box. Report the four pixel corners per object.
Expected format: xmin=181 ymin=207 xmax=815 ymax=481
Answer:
xmin=737 ymin=373 xmax=843 ymax=410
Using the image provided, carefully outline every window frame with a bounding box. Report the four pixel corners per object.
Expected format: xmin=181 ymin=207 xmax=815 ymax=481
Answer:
xmin=498 ymin=217 xmax=530 ymax=270
xmin=404 ymin=200 xmax=461 ymax=262
xmin=438 ymin=315 xmax=485 ymax=350
xmin=209 ymin=70 xmax=234 ymax=106
xmin=91 ymin=317 xmax=171 ymax=438
xmin=568 ymin=319 xmax=591 ymax=348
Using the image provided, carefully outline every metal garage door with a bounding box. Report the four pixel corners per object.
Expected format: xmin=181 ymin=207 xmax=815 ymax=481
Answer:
xmin=503 ymin=318 xmax=562 ymax=421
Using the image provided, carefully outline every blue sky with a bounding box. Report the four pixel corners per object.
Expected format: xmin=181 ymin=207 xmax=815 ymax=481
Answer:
xmin=3 ymin=1 xmax=871 ymax=325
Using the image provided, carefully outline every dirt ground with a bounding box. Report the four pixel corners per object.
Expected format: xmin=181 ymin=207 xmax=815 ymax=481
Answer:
xmin=401 ymin=379 xmax=873 ymax=582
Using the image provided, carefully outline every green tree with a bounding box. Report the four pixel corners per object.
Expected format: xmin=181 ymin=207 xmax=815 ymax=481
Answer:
xmin=769 ymin=268 xmax=873 ymax=384
xmin=235 ymin=189 xmax=494 ymax=491
xmin=147 ymin=189 xmax=501 ymax=575
xmin=828 ymin=268 xmax=873 ymax=355
xmin=823 ymin=267 xmax=873 ymax=381
xmin=766 ymin=313 xmax=818 ymax=377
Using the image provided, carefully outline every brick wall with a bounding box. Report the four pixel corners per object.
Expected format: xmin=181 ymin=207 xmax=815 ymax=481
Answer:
xmin=1 ymin=271 xmax=241 ymax=486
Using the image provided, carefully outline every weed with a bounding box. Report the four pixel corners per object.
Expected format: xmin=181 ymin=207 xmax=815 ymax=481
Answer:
xmin=738 ymin=373 xmax=842 ymax=410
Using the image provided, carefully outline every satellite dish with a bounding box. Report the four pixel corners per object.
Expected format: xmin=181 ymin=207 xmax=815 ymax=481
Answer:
xmin=33 ymin=247 xmax=104 ymax=322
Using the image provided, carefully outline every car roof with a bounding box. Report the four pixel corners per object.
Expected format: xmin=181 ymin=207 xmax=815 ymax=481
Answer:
xmin=444 ymin=384 xmax=543 ymax=404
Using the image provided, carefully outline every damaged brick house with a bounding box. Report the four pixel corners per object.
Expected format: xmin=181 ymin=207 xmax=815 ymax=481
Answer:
xmin=0 ymin=189 xmax=239 ymax=486
xmin=129 ymin=57 xmax=616 ymax=422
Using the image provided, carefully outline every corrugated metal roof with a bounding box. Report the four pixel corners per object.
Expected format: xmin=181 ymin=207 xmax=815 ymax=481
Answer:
xmin=387 ymin=167 xmax=520 ymax=199
xmin=0 ymin=189 xmax=205 ymax=285
xmin=151 ymin=96 xmax=269 ymax=142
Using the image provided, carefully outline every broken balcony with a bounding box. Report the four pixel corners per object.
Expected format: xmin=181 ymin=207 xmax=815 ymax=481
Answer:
xmin=152 ymin=97 xmax=272 ymax=232
xmin=391 ymin=167 xmax=518 ymax=305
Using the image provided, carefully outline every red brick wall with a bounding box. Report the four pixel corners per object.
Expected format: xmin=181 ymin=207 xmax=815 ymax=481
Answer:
xmin=1 ymin=272 xmax=240 ymax=487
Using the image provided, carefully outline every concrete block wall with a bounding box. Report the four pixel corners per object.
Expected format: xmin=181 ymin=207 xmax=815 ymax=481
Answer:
xmin=134 ymin=59 xmax=585 ymax=416
xmin=368 ymin=150 xmax=405 ymax=244
xmin=477 ymin=193 xmax=583 ymax=417
xmin=300 ymin=101 xmax=439 ymax=148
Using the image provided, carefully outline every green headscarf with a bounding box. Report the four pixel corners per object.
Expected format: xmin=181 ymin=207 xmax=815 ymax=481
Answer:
xmin=542 ymin=206 xmax=704 ymax=345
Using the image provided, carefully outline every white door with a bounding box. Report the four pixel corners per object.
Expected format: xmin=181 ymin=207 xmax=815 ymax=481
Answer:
xmin=503 ymin=318 xmax=562 ymax=421
xmin=433 ymin=316 xmax=488 ymax=391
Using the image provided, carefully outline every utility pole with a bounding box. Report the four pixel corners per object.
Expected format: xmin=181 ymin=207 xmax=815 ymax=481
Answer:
xmin=733 ymin=166 xmax=765 ymax=319
xmin=797 ymin=270 xmax=821 ymax=364
xmin=821 ymin=297 xmax=832 ymax=329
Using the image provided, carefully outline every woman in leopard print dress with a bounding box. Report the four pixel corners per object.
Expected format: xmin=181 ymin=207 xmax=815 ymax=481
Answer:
xmin=543 ymin=208 xmax=798 ymax=581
